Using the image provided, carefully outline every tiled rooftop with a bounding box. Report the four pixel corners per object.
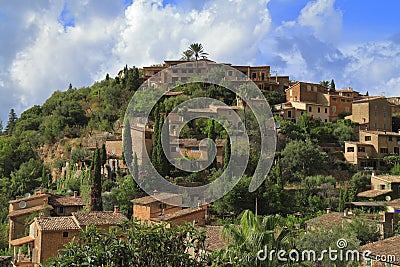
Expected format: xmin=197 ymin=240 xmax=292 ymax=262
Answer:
xmin=48 ymin=195 xmax=85 ymax=207
xmin=160 ymin=207 xmax=204 ymax=221
xmin=9 ymin=193 xmax=48 ymax=204
xmin=72 ymin=211 xmax=127 ymax=226
xmin=305 ymin=212 xmax=343 ymax=229
xmin=131 ymin=193 xmax=182 ymax=205
xmin=9 ymin=204 xmax=53 ymax=218
xmin=357 ymin=190 xmax=392 ymax=198
xmin=360 ymin=235 xmax=400 ymax=265
xmin=373 ymin=174 xmax=400 ymax=183
xmin=37 ymin=216 xmax=80 ymax=231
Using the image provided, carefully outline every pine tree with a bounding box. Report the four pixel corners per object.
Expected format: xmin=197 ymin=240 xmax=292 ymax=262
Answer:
xmin=5 ymin=108 xmax=17 ymax=135
xmin=91 ymin=149 xmax=103 ymax=211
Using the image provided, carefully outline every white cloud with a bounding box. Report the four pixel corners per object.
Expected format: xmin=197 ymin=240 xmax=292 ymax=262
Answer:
xmin=109 ymin=0 xmax=272 ymax=70
xmin=298 ymin=0 xmax=342 ymax=44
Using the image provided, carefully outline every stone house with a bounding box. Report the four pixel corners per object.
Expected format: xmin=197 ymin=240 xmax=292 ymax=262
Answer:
xmin=344 ymin=130 xmax=400 ymax=170
xmin=357 ymin=173 xmax=400 ymax=200
xmin=347 ymin=96 xmax=392 ymax=131
xmin=169 ymin=138 xmax=226 ymax=169
xmin=131 ymin=193 xmax=207 ymax=226
xmin=9 ymin=208 xmax=127 ymax=266
xmin=142 ymin=59 xmax=290 ymax=94
xmin=8 ymin=190 xmax=85 ymax=244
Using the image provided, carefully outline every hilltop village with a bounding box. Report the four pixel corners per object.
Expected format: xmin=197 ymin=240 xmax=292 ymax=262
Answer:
xmin=2 ymin=57 xmax=400 ymax=266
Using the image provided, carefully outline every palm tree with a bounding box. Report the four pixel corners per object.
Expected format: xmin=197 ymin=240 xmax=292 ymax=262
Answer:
xmin=188 ymin=43 xmax=208 ymax=61
xmin=216 ymin=210 xmax=295 ymax=266
xmin=180 ymin=49 xmax=194 ymax=61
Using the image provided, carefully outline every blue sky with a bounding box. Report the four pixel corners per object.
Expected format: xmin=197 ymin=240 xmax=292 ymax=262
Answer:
xmin=0 ymin=0 xmax=400 ymax=123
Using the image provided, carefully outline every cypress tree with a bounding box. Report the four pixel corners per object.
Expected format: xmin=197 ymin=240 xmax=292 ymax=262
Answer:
xmin=207 ymin=120 xmax=218 ymax=169
xmin=151 ymin=104 xmax=160 ymax=167
xmin=159 ymin=115 xmax=170 ymax=176
xmin=91 ymin=148 xmax=103 ymax=211
xmin=133 ymin=152 xmax=138 ymax=179
xmin=330 ymin=79 xmax=336 ymax=91
xmin=223 ymin=136 xmax=231 ymax=170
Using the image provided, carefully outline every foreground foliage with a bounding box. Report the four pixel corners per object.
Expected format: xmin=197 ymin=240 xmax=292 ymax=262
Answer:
xmin=47 ymin=221 xmax=209 ymax=267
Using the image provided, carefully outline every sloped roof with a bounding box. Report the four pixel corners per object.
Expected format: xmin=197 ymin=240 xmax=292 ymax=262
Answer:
xmin=160 ymin=207 xmax=204 ymax=221
xmin=48 ymin=195 xmax=85 ymax=207
xmin=131 ymin=193 xmax=182 ymax=205
xmin=9 ymin=193 xmax=49 ymax=204
xmin=360 ymin=235 xmax=400 ymax=265
xmin=8 ymin=204 xmax=53 ymax=218
xmin=357 ymin=190 xmax=392 ymax=198
xmin=72 ymin=211 xmax=127 ymax=226
xmin=305 ymin=212 xmax=343 ymax=229
xmin=36 ymin=216 xmax=80 ymax=231
xmin=373 ymin=175 xmax=400 ymax=183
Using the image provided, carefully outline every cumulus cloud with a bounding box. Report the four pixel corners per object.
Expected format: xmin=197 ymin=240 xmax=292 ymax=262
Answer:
xmin=298 ymin=0 xmax=342 ymax=44
xmin=108 ymin=0 xmax=272 ymax=71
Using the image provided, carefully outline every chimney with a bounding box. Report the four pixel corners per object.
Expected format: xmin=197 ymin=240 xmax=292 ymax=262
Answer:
xmin=326 ymin=208 xmax=331 ymax=214
xmin=114 ymin=206 xmax=120 ymax=213
xmin=73 ymin=191 xmax=78 ymax=198
xmin=344 ymin=209 xmax=349 ymax=217
xmin=39 ymin=212 xmax=44 ymax=219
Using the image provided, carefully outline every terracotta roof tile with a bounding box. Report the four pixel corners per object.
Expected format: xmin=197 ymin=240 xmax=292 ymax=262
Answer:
xmin=37 ymin=216 xmax=80 ymax=231
xmin=131 ymin=193 xmax=182 ymax=205
xmin=373 ymin=175 xmax=400 ymax=183
xmin=305 ymin=212 xmax=343 ymax=229
xmin=48 ymin=195 xmax=85 ymax=207
xmin=357 ymin=190 xmax=392 ymax=198
xmin=9 ymin=193 xmax=49 ymax=204
xmin=159 ymin=207 xmax=204 ymax=221
xmin=72 ymin=211 xmax=127 ymax=226
xmin=9 ymin=205 xmax=53 ymax=218
xmin=360 ymin=235 xmax=400 ymax=265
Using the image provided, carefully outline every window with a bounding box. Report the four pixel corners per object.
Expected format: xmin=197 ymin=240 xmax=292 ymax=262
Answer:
xmin=380 ymin=184 xmax=386 ymax=190
xmin=313 ymin=86 xmax=317 ymax=92
xmin=395 ymin=147 xmax=399 ymax=154
xmin=63 ymin=232 xmax=69 ymax=238
xmin=228 ymin=70 xmax=233 ymax=76
xmin=331 ymin=98 xmax=337 ymax=102
xmin=374 ymin=111 xmax=377 ymax=117
xmin=307 ymin=85 xmax=311 ymax=92
xmin=188 ymin=69 xmax=193 ymax=73
xmin=172 ymin=69 xmax=178 ymax=73
xmin=365 ymin=136 xmax=371 ymax=141
xmin=308 ymin=106 xmax=312 ymax=112
xmin=159 ymin=203 xmax=167 ymax=209
xmin=347 ymin=147 xmax=354 ymax=152
xmin=228 ymin=111 xmax=232 ymax=115
xmin=170 ymin=146 xmax=179 ymax=153
xmin=187 ymin=63 xmax=193 ymax=67
xmin=325 ymin=108 xmax=328 ymax=113
xmin=324 ymin=119 xmax=328 ymax=122
xmin=288 ymin=111 xmax=292 ymax=118
xmin=384 ymin=112 xmax=387 ymax=117
xmin=191 ymin=147 xmax=200 ymax=152
xmin=380 ymin=148 xmax=389 ymax=154
xmin=389 ymin=136 xmax=393 ymax=141
xmin=332 ymin=106 xmax=336 ymax=113
xmin=317 ymin=107 xmax=321 ymax=113
xmin=172 ymin=77 xmax=178 ymax=83
xmin=374 ymin=123 xmax=377 ymax=129
xmin=358 ymin=147 xmax=365 ymax=152
xmin=252 ymin=73 xmax=257 ymax=79
xmin=58 ymin=207 xmax=65 ymax=214
xmin=181 ymin=69 xmax=187 ymax=73
xmin=384 ymin=123 xmax=387 ymax=130
xmin=345 ymin=107 xmax=349 ymax=112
